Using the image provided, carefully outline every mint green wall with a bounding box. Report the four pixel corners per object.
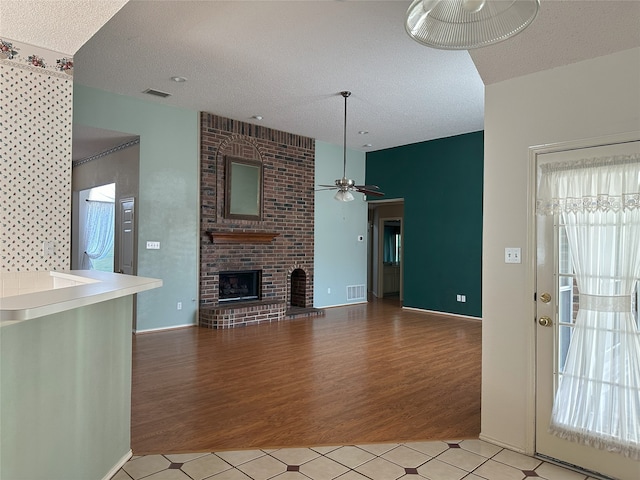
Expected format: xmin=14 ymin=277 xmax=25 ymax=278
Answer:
xmin=314 ymin=141 xmax=368 ymax=307
xmin=73 ymin=85 xmax=199 ymax=331
xmin=366 ymin=131 xmax=483 ymax=317
xmin=1 ymin=298 xmax=133 ymax=480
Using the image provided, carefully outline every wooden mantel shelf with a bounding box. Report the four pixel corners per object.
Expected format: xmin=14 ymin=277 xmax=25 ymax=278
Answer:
xmin=207 ymin=231 xmax=280 ymax=244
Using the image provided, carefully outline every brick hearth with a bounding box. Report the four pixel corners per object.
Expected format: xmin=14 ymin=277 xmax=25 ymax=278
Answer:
xmin=199 ymin=113 xmax=316 ymax=328
xmin=199 ymin=300 xmax=286 ymax=329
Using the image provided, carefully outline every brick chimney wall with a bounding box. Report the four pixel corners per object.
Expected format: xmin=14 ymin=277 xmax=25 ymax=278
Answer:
xmin=199 ymin=113 xmax=315 ymax=326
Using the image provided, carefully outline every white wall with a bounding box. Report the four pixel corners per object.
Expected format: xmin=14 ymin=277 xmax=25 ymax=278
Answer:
xmin=481 ymin=48 xmax=640 ymax=453
xmin=314 ymin=141 xmax=368 ymax=307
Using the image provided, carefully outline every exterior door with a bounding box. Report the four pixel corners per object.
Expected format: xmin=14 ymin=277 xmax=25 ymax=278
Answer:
xmin=534 ymin=139 xmax=640 ymax=480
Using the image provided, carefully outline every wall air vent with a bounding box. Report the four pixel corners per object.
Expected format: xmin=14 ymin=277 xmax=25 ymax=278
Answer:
xmin=143 ymin=88 xmax=172 ymax=98
xmin=347 ymin=284 xmax=366 ymax=302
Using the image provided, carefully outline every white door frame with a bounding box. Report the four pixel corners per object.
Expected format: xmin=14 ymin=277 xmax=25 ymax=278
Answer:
xmin=526 ymin=131 xmax=640 ymax=458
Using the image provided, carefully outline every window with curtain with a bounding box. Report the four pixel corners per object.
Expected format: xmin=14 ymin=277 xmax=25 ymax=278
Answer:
xmin=536 ymin=153 xmax=640 ymax=459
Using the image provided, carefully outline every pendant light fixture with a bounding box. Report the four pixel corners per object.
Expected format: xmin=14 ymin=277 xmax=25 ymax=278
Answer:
xmin=405 ymin=0 xmax=540 ymax=50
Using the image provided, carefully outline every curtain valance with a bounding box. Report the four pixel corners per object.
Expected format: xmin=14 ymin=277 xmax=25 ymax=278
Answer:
xmin=536 ymin=154 xmax=640 ymax=215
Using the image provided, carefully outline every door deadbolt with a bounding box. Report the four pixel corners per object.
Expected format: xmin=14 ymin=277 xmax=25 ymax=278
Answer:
xmin=538 ymin=316 xmax=552 ymax=327
xmin=540 ymin=292 xmax=551 ymax=304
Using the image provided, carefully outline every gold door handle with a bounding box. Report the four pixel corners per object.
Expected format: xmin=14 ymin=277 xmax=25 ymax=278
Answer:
xmin=538 ymin=316 xmax=552 ymax=327
xmin=540 ymin=292 xmax=551 ymax=304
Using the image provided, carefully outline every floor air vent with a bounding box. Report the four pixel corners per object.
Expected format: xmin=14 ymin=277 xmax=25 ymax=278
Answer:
xmin=347 ymin=284 xmax=366 ymax=301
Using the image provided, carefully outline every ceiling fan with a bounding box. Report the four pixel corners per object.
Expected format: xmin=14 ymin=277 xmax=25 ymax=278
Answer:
xmin=317 ymin=91 xmax=385 ymax=202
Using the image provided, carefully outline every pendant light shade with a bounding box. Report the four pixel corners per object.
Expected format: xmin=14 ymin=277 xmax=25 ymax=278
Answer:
xmin=405 ymin=0 xmax=540 ymax=50
xmin=334 ymin=189 xmax=355 ymax=202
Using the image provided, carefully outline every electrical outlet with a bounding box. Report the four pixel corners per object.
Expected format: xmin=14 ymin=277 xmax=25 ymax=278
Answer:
xmin=461 ymin=295 xmax=466 ymax=302
xmin=42 ymin=241 xmax=54 ymax=256
xmin=146 ymin=241 xmax=160 ymax=250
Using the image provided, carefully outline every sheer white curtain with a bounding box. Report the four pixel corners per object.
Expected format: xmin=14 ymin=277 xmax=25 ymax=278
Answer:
xmin=537 ymin=153 xmax=640 ymax=459
xmin=81 ymin=200 xmax=115 ymax=270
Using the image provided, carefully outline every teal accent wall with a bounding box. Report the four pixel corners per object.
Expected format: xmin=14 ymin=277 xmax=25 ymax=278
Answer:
xmin=73 ymin=85 xmax=199 ymax=331
xmin=366 ymin=131 xmax=483 ymax=317
xmin=314 ymin=141 xmax=368 ymax=307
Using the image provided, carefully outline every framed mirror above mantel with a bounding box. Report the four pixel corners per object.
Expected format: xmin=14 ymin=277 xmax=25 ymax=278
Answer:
xmin=224 ymin=156 xmax=263 ymax=220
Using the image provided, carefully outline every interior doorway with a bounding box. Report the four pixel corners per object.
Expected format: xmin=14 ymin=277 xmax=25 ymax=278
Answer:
xmin=367 ymin=200 xmax=404 ymax=300
xmin=71 ymin=125 xmax=140 ymax=328
xmin=71 ymin=125 xmax=140 ymax=273
xmin=380 ymin=218 xmax=402 ymax=298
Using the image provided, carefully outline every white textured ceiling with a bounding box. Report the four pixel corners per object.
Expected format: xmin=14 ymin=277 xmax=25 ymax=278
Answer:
xmin=0 ymin=0 xmax=127 ymax=56
xmin=2 ymin=1 xmax=639 ymax=155
xmin=469 ymin=0 xmax=640 ymax=85
xmin=72 ymin=0 xmax=485 ymax=152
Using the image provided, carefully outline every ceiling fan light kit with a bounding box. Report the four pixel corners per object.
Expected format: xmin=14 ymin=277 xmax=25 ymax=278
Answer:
xmin=317 ymin=91 xmax=385 ymax=202
xmin=405 ymin=0 xmax=540 ymax=50
xmin=334 ymin=190 xmax=355 ymax=202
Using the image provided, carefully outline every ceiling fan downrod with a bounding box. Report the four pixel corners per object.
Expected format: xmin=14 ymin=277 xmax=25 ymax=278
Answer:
xmin=340 ymin=90 xmax=351 ymax=180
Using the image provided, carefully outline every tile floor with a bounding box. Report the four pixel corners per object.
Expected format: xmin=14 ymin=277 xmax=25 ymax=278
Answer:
xmin=112 ymin=439 xmax=598 ymax=480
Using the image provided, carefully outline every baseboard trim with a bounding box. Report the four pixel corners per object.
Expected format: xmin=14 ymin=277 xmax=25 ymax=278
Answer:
xmin=318 ymin=301 xmax=368 ymax=309
xmin=134 ymin=323 xmax=197 ymax=334
xmin=102 ymin=449 xmax=132 ymax=480
xmin=402 ymin=307 xmax=482 ymax=322
xmin=478 ymin=433 xmax=526 ymax=454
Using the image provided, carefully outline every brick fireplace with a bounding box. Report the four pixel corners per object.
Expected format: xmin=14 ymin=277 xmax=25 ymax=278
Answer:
xmin=199 ymin=113 xmax=317 ymax=328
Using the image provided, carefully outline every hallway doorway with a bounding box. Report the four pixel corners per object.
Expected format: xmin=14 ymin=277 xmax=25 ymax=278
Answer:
xmin=367 ymin=200 xmax=404 ymax=301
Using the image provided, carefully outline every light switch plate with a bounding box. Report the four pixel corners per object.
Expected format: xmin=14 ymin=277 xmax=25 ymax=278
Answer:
xmin=505 ymin=247 xmax=521 ymax=264
xmin=146 ymin=241 xmax=160 ymax=250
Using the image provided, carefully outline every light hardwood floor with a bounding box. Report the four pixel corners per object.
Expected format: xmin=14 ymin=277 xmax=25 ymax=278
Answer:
xmin=131 ymin=298 xmax=482 ymax=455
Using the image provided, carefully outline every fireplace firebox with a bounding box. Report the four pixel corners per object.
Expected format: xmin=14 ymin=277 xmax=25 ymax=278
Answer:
xmin=219 ymin=270 xmax=261 ymax=303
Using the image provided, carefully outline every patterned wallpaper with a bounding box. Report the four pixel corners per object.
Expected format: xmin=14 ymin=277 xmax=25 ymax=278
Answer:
xmin=1 ymin=38 xmax=73 ymax=271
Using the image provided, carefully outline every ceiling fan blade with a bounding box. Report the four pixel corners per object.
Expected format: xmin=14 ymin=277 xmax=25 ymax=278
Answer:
xmin=356 ymin=187 xmax=385 ymax=197
xmin=317 ymin=184 xmax=338 ymax=188
xmin=315 ymin=187 xmax=338 ymax=191
xmin=354 ymin=184 xmax=381 ymax=191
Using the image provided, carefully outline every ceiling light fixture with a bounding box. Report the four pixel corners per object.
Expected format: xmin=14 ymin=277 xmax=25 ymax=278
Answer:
xmin=334 ymin=190 xmax=355 ymax=202
xmin=252 ymin=115 xmax=263 ymax=120
xmin=171 ymin=76 xmax=187 ymax=82
xmin=405 ymin=0 xmax=539 ymax=50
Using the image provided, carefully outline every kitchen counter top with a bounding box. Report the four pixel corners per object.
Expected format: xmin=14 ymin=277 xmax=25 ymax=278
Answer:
xmin=0 ymin=270 xmax=162 ymax=325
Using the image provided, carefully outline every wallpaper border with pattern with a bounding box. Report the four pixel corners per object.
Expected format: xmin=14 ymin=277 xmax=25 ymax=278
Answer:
xmin=1 ymin=38 xmax=74 ymax=272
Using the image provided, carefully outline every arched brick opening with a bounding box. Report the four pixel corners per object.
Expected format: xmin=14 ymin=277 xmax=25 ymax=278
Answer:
xmin=290 ymin=268 xmax=306 ymax=308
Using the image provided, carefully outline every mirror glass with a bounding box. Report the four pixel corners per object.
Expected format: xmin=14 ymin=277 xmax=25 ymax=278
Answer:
xmin=225 ymin=156 xmax=262 ymax=220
